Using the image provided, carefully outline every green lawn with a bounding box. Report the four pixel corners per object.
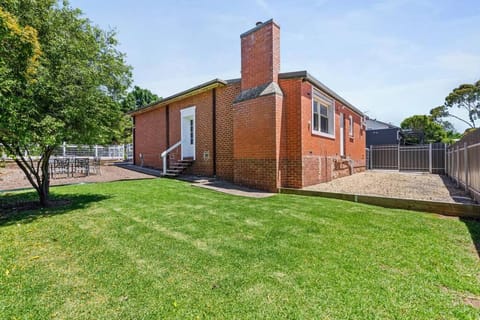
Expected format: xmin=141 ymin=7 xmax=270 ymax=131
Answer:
xmin=1 ymin=179 xmax=479 ymax=319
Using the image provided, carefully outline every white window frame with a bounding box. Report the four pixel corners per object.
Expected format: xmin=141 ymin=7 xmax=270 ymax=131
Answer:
xmin=311 ymin=88 xmax=335 ymax=139
xmin=349 ymin=115 xmax=354 ymax=137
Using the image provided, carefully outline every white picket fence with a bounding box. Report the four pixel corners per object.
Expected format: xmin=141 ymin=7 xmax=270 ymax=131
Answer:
xmin=0 ymin=143 xmax=133 ymax=161
xmin=53 ymin=143 xmax=133 ymax=160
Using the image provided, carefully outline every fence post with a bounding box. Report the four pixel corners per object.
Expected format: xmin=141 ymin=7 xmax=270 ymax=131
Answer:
xmin=94 ymin=145 xmax=98 ymax=158
xmin=444 ymin=144 xmax=446 ymax=175
xmin=397 ymin=144 xmax=400 ymax=171
xmin=428 ymin=143 xmax=432 ymax=173
xmin=370 ymin=145 xmax=373 ymax=169
xmin=62 ymin=142 xmax=66 ymax=157
xmin=456 ymin=145 xmax=460 ymax=186
xmin=464 ymin=142 xmax=468 ymax=192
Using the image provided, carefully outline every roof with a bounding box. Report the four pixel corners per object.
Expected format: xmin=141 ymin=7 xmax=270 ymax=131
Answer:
xmin=365 ymin=118 xmax=400 ymax=130
xmin=279 ymin=71 xmax=363 ymax=116
xmin=129 ymin=79 xmax=227 ymax=116
xmin=129 ymin=71 xmax=363 ymax=117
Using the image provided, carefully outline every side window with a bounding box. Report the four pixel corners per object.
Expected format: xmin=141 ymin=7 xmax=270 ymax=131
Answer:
xmin=312 ymin=89 xmax=335 ymax=137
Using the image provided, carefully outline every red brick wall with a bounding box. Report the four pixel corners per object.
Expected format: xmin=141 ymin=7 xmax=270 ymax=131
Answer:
xmin=215 ymin=82 xmax=241 ymax=181
xmin=133 ymin=79 xmax=365 ymax=190
xmin=134 ymin=84 xmax=240 ymax=178
xmin=278 ymin=78 xmax=303 ymax=188
xmin=167 ymin=91 xmax=214 ymax=176
xmin=233 ymin=94 xmax=283 ymax=192
xmin=300 ymin=82 xmax=366 ymax=187
xmin=134 ymin=90 xmax=214 ymax=175
xmin=133 ymin=107 xmax=167 ymax=168
xmin=240 ymin=21 xmax=280 ymax=90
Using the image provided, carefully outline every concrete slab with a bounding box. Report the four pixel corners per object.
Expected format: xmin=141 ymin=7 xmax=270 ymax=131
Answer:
xmin=192 ymin=179 xmax=275 ymax=198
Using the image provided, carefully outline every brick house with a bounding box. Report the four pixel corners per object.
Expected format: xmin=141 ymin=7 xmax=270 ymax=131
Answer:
xmin=130 ymin=19 xmax=366 ymax=192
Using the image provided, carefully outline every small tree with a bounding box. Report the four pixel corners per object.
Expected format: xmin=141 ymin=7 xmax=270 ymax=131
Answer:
xmin=114 ymin=86 xmax=160 ymax=144
xmin=121 ymin=86 xmax=159 ymax=112
xmin=0 ymin=1 xmax=131 ymax=206
xmin=400 ymin=115 xmax=447 ymax=144
xmin=431 ymin=80 xmax=480 ymax=129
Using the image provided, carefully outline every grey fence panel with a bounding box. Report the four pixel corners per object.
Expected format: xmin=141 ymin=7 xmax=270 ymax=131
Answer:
xmin=446 ymin=129 xmax=480 ymax=203
xmin=370 ymin=145 xmax=398 ymax=170
xmin=468 ymin=143 xmax=480 ymax=200
xmin=399 ymin=145 xmax=429 ymax=171
xmin=368 ymin=143 xmax=446 ymax=173
xmin=431 ymin=143 xmax=446 ymax=173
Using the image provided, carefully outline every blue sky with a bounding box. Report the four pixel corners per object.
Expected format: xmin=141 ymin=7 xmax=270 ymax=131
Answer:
xmin=70 ymin=0 xmax=480 ymax=131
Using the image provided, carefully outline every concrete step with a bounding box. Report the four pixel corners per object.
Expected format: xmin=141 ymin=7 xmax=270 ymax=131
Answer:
xmin=163 ymin=172 xmax=179 ymax=178
xmin=163 ymin=160 xmax=195 ymax=177
xmin=166 ymin=169 xmax=183 ymax=174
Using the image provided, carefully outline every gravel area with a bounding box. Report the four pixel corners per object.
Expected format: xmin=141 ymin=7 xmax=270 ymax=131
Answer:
xmin=0 ymin=165 xmax=155 ymax=191
xmin=304 ymin=171 xmax=473 ymax=203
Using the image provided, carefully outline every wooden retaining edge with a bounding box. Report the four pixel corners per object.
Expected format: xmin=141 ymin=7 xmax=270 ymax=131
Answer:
xmin=279 ymin=188 xmax=480 ymax=218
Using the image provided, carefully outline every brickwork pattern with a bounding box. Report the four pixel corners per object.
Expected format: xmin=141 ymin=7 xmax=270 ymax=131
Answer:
xmin=215 ymin=82 xmax=241 ymax=180
xmin=279 ymin=78 xmax=303 ymax=188
xmin=134 ymin=108 xmax=167 ymax=168
xmin=300 ymin=82 xmax=366 ymax=187
xmin=233 ymin=159 xmax=278 ymax=192
xmin=233 ymin=94 xmax=282 ymax=191
xmin=240 ymin=21 xmax=280 ymax=90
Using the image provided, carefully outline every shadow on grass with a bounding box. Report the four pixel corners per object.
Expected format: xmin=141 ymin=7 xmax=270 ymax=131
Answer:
xmin=461 ymin=218 xmax=480 ymax=259
xmin=0 ymin=190 xmax=110 ymax=227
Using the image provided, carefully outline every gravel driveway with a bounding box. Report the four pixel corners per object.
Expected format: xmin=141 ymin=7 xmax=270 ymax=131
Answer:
xmin=0 ymin=164 xmax=154 ymax=191
xmin=304 ymin=171 xmax=473 ymax=203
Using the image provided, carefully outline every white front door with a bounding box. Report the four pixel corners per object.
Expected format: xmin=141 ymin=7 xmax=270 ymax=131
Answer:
xmin=180 ymin=106 xmax=196 ymax=159
xmin=340 ymin=113 xmax=345 ymax=157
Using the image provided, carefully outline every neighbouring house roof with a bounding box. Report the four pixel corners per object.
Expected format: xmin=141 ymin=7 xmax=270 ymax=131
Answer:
xmin=365 ymin=118 xmax=400 ymax=130
xmin=129 ymin=70 xmax=363 ymax=117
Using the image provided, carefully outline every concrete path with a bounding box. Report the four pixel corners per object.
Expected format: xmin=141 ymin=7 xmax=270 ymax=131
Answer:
xmin=190 ymin=178 xmax=275 ymax=198
xmin=114 ymin=164 xmax=274 ymax=198
xmin=114 ymin=162 xmax=163 ymax=177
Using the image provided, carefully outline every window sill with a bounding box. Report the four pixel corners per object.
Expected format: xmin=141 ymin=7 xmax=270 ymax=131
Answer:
xmin=312 ymin=130 xmax=335 ymax=140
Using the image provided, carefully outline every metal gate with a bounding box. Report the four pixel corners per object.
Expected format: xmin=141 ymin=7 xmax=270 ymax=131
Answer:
xmin=367 ymin=143 xmax=446 ymax=173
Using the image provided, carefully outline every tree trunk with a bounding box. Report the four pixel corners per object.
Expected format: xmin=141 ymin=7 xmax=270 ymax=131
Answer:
xmin=38 ymin=182 xmax=50 ymax=207
xmin=38 ymin=149 xmax=53 ymax=207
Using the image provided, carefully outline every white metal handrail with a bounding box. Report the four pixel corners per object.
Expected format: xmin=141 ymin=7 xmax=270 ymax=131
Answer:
xmin=161 ymin=141 xmax=181 ymax=174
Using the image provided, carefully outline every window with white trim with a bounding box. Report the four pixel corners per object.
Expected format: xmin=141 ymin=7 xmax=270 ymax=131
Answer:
xmin=349 ymin=115 xmax=354 ymax=137
xmin=312 ymin=89 xmax=334 ymax=137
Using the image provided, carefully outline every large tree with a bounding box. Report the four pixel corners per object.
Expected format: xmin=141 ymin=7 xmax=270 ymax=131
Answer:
xmin=0 ymin=1 xmax=131 ymax=206
xmin=431 ymin=80 xmax=480 ymax=129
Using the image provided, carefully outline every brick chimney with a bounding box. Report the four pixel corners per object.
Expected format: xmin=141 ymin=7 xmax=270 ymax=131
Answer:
xmin=240 ymin=19 xmax=280 ymax=90
xmin=233 ymin=19 xmax=284 ymax=192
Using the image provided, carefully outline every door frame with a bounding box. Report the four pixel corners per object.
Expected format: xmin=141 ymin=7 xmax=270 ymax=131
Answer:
xmin=180 ymin=106 xmax=196 ymax=160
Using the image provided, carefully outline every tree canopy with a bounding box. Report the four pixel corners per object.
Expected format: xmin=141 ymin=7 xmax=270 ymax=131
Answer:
xmin=400 ymin=115 xmax=449 ymax=144
xmin=430 ymin=80 xmax=480 ymax=129
xmin=121 ymin=85 xmax=159 ymax=112
xmin=0 ymin=0 xmax=132 ymax=206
